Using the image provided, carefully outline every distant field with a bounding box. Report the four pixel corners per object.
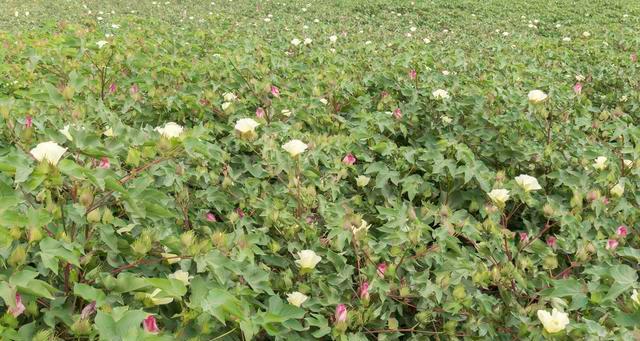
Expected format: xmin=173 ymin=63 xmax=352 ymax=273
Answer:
xmin=2 ymin=1 xmax=640 ymax=340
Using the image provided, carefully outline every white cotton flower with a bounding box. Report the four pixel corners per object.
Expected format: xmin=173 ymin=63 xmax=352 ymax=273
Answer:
xmin=502 ymin=31 xmax=510 ymax=36
xmin=291 ymin=38 xmax=301 ymax=46
xmin=562 ymin=37 xmax=571 ymax=42
xmin=356 ymin=175 xmax=370 ymax=187
xmin=155 ymin=122 xmax=184 ymax=138
xmin=96 ymin=40 xmax=108 ymax=48
xmin=555 ymin=23 xmax=562 ymax=28
xmin=223 ymin=92 xmax=237 ymax=101
xmin=423 ymin=38 xmax=431 ymax=44
xmin=287 ymin=292 xmax=309 ymax=307
xmin=319 ymin=98 xmax=328 ymax=105
xmin=582 ymin=31 xmax=591 ymax=37
xmin=282 ymin=139 xmax=308 ymax=157
xmin=441 ymin=115 xmax=453 ymax=124
xmin=410 ymin=26 xmax=417 ymax=32
xmin=528 ymin=90 xmax=548 ymax=104
xmin=112 ymin=24 xmax=120 ymax=29
xmin=611 ymin=183 xmax=624 ymax=197
xmin=488 ymin=189 xmax=510 ymax=205
xmin=329 ymin=35 xmax=337 ymax=43
xmin=168 ymin=270 xmax=193 ymax=285
xmin=432 ymin=89 xmax=450 ymax=100
xmin=593 ymin=156 xmax=607 ymax=170
xmin=441 ymin=70 xmax=450 ymax=76
xmin=103 ymin=127 xmax=115 ymax=137
xmin=221 ymin=102 xmax=232 ymax=110
xmin=264 ymin=17 xmax=271 ymax=22
xmin=303 ymin=38 xmax=312 ymax=45
xmin=234 ymin=118 xmax=259 ymax=134
xmin=365 ymin=40 xmax=372 ymax=45
xmin=59 ymin=125 xmax=73 ymax=141
xmin=30 ymin=141 xmax=67 ymax=166
xmin=295 ymin=250 xmax=321 ymax=269
xmin=537 ymin=309 xmax=569 ymax=333
xmin=624 ymin=159 xmax=633 ymax=168
xmin=575 ymin=74 xmax=585 ymax=81
xmin=515 ymin=174 xmax=542 ymax=192
xmin=281 ymin=109 xmax=292 ymax=117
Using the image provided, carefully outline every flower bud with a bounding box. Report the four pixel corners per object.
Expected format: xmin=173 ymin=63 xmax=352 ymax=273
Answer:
xmin=28 ymin=227 xmax=43 ymax=243
xmin=87 ymin=209 xmax=101 ymax=223
xmin=8 ymin=245 xmax=27 ymax=267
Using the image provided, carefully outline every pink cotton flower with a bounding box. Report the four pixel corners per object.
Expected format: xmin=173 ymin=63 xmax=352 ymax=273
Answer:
xmin=271 ymin=85 xmax=280 ymax=97
xmin=381 ymin=91 xmax=389 ymax=98
xmin=206 ymin=212 xmax=217 ymax=222
xmin=632 ymin=53 xmax=638 ymax=63
xmin=408 ymin=69 xmax=417 ymax=80
xmin=358 ymin=282 xmax=370 ymax=300
xmin=9 ymin=293 xmax=25 ymax=318
xmin=256 ymin=107 xmax=266 ymax=118
xmin=603 ymin=197 xmax=610 ymax=205
xmin=617 ymin=225 xmax=628 ymax=237
xmin=130 ymin=84 xmax=139 ymax=95
xmin=606 ymin=239 xmax=619 ymax=250
xmin=236 ymin=208 xmax=245 ymax=218
xmin=80 ymin=301 xmax=97 ymax=320
xmin=342 ymin=153 xmax=356 ymax=166
xmin=519 ymin=232 xmax=529 ymax=243
xmin=573 ymin=82 xmax=582 ymax=95
xmin=376 ymin=263 xmax=387 ymax=278
xmin=199 ymin=98 xmax=210 ymax=106
xmin=25 ymin=116 xmax=33 ymax=128
xmin=393 ymin=108 xmax=402 ymax=120
xmin=109 ymin=83 xmax=117 ymax=95
xmin=546 ymin=236 xmax=557 ymax=248
xmin=98 ymin=157 xmax=110 ymax=169
xmin=335 ymin=304 xmax=348 ymax=323
xmin=143 ymin=315 xmax=159 ymax=334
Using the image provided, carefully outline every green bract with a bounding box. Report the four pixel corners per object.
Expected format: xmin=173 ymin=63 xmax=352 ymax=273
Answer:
xmin=1 ymin=0 xmax=640 ymax=340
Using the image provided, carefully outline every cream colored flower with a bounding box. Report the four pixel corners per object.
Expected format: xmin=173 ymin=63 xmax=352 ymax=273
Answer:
xmin=432 ymin=89 xmax=450 ymax=100
xmin=295 ymin=250 xmax=321 ymax=269
xmin=168 ymin=270 xmax=193 ymax=286
xmin=281 ymin=109 xmax=292 ymax=117
xmin=103 ymin=127 xmax=115 ymax=137
xmin=286 ymin=292 xmax=308 ymax=307
xmin=234 ymin=118 xmax=259 ymax=134
xmin=441 ymin=115 xmax=453 ymax=124
xmin=96 ymin=40 xmax=108 ymax=48
xmin=611 ymin=183 xmax=624 ymax=197
xmin=593 ymin=156 xmax=607 ymax=170
xmin=161 ymin=252 xmax=180 ymax=264
xmin=582 ymin=31 xmax=591 ymax=37
xmin=155 ymin=122 xmax=184 ymax=138
xmin=562 ymin=37 xmax=571 ymax=42
xmin=223 ymin=92 xmax=237 ymax=101
xmin=59 ymin=125 xmax=73 ymax=141
xmin=329 ymin=35 xmax=337 ymax=43
xmin=282 ymin=139 xmax=308 ymax=157
xmin=624 ymin=159 xmax=634 ymax=168
xmin=319 ymin=98 xmax=328 ymax=105
xmin=221 ymin=102 xmax=232 ymax=110
xmin=303 ymin=38 xmax=312 ymax=45
xmin=146 ymin=289 xmax=173 ymax=305
xmin=291 ymin=38 xmax=301 ymax=46
xmin=488 ymin=189 xmax=510 ymax=205
xmin=351 ymin=219 xmax=370 ymax=235
xmin=356 ymin=175 xmax=370 ymax=187
xmin=515 ymin=174 xmax=542 ymax=192
xmin=528 ymin=90 xmax=548 ymax=104
xmin=537 ymin=309 xmax=569 ymax=333
xmin=30 ymin=141 xmax=67 ymax=166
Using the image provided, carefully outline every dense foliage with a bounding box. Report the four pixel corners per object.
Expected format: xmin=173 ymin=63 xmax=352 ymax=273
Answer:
xmin=2 ymin=0 xmax=640 ymax=339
